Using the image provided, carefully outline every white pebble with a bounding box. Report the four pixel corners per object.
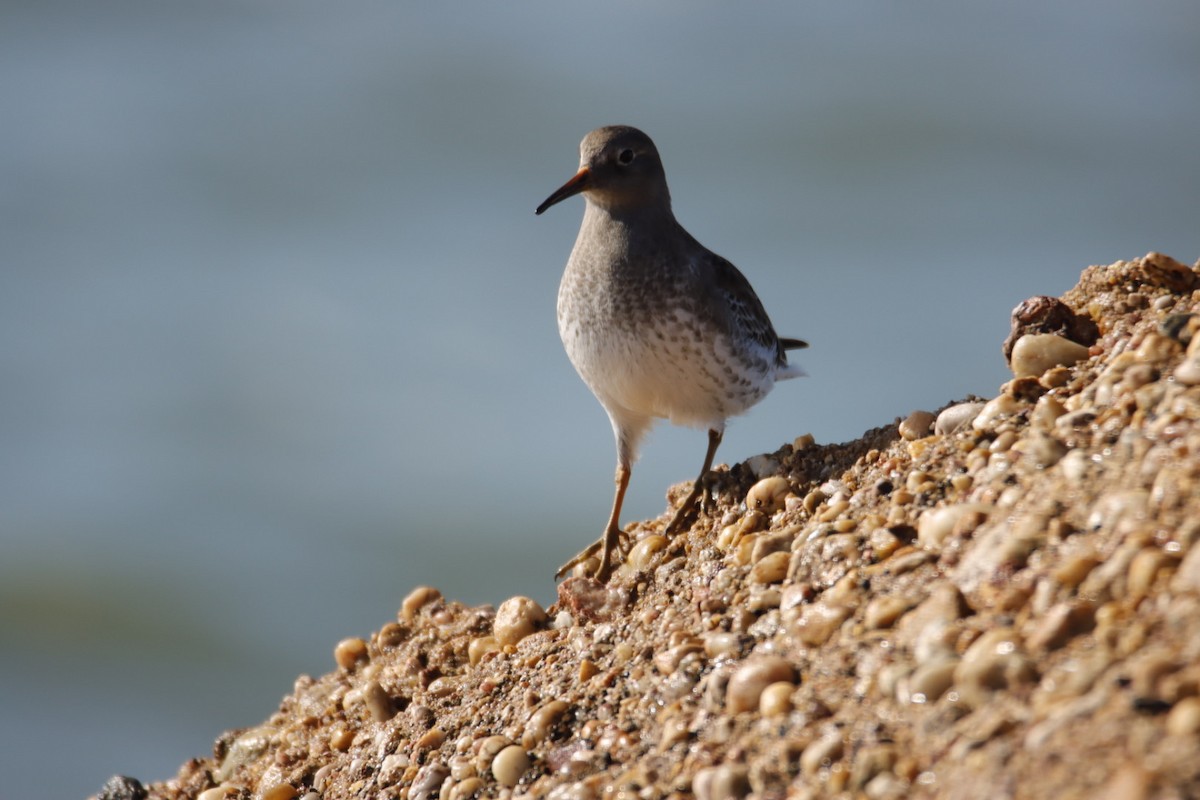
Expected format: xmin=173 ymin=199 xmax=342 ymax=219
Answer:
xmin=1010 ymin=333 xmax=1090 ymax=377
xmin=491 ymin=745 xmax=531 ymax=787
xmin=916 ymin=504 xmax=991 ymax=552
xmin=934 ymin=402 xmax=985 ymax=435
xmin=971 ymin=394 xmax=1022 ymax=432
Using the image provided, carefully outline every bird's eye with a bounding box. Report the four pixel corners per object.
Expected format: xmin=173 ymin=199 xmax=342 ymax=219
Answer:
xmin=617 ymin=148 xmax=635 ymax=165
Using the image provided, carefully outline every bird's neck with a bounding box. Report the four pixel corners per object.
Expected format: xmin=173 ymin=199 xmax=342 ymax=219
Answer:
xmin=580 ymin=199 xmax=678 ymax=245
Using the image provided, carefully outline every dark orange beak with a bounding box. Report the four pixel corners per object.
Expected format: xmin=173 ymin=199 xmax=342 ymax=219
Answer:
xmin=535 ymin=167 xmax=590 ymax=215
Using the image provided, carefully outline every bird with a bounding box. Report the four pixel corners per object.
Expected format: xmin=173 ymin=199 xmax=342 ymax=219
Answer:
xmin=535 ymin=125 xmax=806 ymax=582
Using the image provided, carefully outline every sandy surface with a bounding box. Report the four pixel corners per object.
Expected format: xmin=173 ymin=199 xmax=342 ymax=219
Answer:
xmin=102 ymin=253 xmax=1200 ymax=800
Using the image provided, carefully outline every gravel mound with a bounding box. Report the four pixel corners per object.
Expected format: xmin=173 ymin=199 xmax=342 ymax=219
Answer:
xmin=119 ymin=253 xmax=1200 ymax=800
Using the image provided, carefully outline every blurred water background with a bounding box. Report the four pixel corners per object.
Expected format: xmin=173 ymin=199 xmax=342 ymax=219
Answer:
xmin=2 ymin=2 xmax=1198 ymax=796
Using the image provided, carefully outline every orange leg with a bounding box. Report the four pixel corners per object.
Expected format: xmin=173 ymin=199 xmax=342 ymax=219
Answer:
xmin=556 ymin=463 xmax=632 ymax=582
xmin=664 ymin=428 xmax=723 ymax=536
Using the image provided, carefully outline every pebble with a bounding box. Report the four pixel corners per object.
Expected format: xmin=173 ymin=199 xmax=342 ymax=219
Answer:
xmin=750 ymin=551 xmax=790 ymax=584
xmin=261 ymin=784 xmax=298 ymax=800
xmin=1010 ymin=333 xmax=1090 ymax=378
xmin=864 ymin=595 xmax=911 ymax=630
xmin=1015 ymin=433 xmax=1068 ymax=469
xmin=1174 ymin=356 xmax=1200 ymax=386
xmin=417 ymin=727 xmax=445 ymax=750
xmin=362 ymin=680 xmax=395 ymax=722
xmin=197 ymin=789 xmax=237 ymax=800
xmin=522 ymin=699 xmax=570 ymax=748
xmin=899 ymin=410 xmax=935 ymax=441
xmin=626 ymin=534 xmax=668 ymax=571
xmin=901 ymin=655 xmax=958 ymax=704
xmin=971 ymin=394 xmax=1023 ymax=432
xmin=1026 ymin=601 xmax=1097 ymax=652
xmin=494 ymin=596 xmax=547 ymax=647
xmin=746 ymin=475 xmax=790 ymax=513
xmin=800 ymin=731 xmax=844 ymax=775
xmin=954 ymin=628 xmax=1037 ymax=706
xmin=693 ymin=765 xmax=750 ymax=800
xmin=409 ymin=763 xmax=449 ymax=800
xmin=448 ymin=777 xmax=485 ymax=800
xmin=1166 ymin=697 xmax=1200 ymax=736
xmin=935 ymin=402 xmax=985 ymax=435
xmin=468 ymin=635 xmax=501 ymax=666
xmin=491 ymin=745 xmax=531 ymax=787
xmin=793 ymin=602 xmax=852 ymax=646
xmin=329 ymin=725 xmax=353 ymax=752
xmin=917 ymin=504 xmax=991 ymax=551
xmin=401 ymin=586 xmax=442 ymax=622
xmin=849 ymin=744 xmax=897 ymax=791
xmin=725 ymin=656 xmax=795 ymax=713
xmin=759 ymin=681 xmax=794 ymax=715
xmin=334 ymin=637 xmax=369 ymax=670
xmin=474 ymin=735 xmax=514 ymax=773
xmin=703 ymin=632 xmax=744 ymax=659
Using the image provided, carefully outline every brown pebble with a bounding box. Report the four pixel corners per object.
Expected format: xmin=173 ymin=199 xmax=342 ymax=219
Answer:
xmin=362 ymin=680 xmax=395 ymax=722
xmin=417 ymin=727 xmax=445 ymax=750
xmin=759 ymin=681 xmax=794 ymax=715
xmin=726 ymin=656 xmax=795 ymax=713
xmin=401 ymin=586 xmax=442 ymax=622
xmin=1167 ymin=697 xmax=1200 ymax=736
xmin=522 ymin=699 xmax=570 ymax=748
xmin=626 ymin=534 xmax=668 ymax=570
xmin=749 ymin=551 xmax=790 ymax=584
xmin=261 ymin=784 xmax=298 ymax=800
xmin=494 ymin=596 xmax=548 ymax=647
xmin=329 ymin=725 xmax=353 ymax=752
xmin=899 ymin=410 xmax=935 ymax=441
xmin=468 ymin=636 xmax=501 ymax=666
xmin=334 ymin=637 xmax=368 ymax=670
xmin=746 ymin=475 xmax=790 ymax=513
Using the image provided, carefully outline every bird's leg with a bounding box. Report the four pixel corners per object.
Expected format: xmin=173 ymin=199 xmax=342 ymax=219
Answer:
xmin=664 ymin=428 xmax=723 ymax=536
xmin=556 ymin=463 xmax=632 ymax=582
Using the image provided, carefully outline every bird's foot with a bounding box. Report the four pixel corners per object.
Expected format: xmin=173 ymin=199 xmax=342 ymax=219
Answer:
xmin=555 ymin=526 xmax=631 ymax=582
xmin=664 ymin=476 xmax=714 ymax=537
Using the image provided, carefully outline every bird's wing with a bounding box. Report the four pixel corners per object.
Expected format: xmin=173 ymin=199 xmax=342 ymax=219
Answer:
xmin=694 ymin=249 xmax=794 ymax=366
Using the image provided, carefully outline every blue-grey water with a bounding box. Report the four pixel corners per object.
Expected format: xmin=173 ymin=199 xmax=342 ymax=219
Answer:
xmin=2 ymin=3 xmax=1198 ymax=797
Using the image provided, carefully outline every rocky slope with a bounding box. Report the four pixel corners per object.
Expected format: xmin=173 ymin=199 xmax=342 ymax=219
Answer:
xmin=102 ymin=253 xmax=1200 ymax=800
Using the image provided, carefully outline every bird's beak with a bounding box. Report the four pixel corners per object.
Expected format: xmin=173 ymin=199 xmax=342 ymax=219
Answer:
xmin=535 ymin=167 xmax=590 ymax=215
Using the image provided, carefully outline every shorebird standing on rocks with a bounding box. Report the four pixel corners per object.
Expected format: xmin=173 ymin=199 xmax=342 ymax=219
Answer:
xmin=536 ymin=125 xmax=806 ymax=582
